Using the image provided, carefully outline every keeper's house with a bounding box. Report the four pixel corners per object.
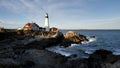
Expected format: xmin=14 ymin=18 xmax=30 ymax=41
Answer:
xmin=23 ymin=22 xmax=45 ymax=31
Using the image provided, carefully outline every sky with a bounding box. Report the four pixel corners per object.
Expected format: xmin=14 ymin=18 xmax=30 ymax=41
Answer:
xmin=0 ymin=0 xmax=120 ymax=29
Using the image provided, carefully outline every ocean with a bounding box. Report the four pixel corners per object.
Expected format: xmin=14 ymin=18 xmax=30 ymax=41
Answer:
xmin=47 ymin=30 xmax=120 ymax=59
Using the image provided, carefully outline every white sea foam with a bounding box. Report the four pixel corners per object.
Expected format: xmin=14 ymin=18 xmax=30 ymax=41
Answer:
xmin=85 ymin=49 xmax=96 ymax=54
xmin=89 ymin=38 xmax=96 ymax=42
xmin=113 ymin=49 xmax=120 ymax=55
xmin=46 ymin=46 xmax=72 ymax=56
xmin=81 ymin=37 xmax=96 ymax=44
xmin=46 ymin=44 xmax=90 ymax=59
xmin=70 ymin=44 xmax=80 ymax=47
xmin=113 ymin=52 xmax=120 ymax=55
xmin=46 ymin=36 xmax=97 ymax=58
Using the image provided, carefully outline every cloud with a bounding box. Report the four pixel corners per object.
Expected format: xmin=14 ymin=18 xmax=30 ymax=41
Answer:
xmin=53 ymin=17 xmax=120 ymax=29
xmin=0 ymin=20 xmax=5 ymax=28
xmin=80 ymin=17 xmax=120 ymax=24
xmin=0 ymin=20 xmax=3 ymax=23
xmin=0 ymin=0 xmax=87 ymax=13
xmin=0 ymin=0 xmax=47 ymax=24
xmin=0 ymin=20 xmax=4 ymax=27
xmin=74 ymin=17 xmax=120 ymax=29
xmin=5 ymin=21 xmax=23 ymax=29
xmin=0 ymin=0 xmax=24 ymax=12
xmin=47 ymin=0 xmax=85 ymax=11
xmin=0 ymin=19 xmax=19 ymax=28
xmin=0 ymin=19 xmax=4 ymax=24
xmin=0 ymin=0 xmax=95 ymax=21
xmin=0 ymin=19 xmax=16 ymax=25
xmin=0 ymin=20 xmax=3 ymax=28
xmin=0 ymin=0 xmax=43 ymax=14
xmin=0 ymin=0 xmax=119 ymax=29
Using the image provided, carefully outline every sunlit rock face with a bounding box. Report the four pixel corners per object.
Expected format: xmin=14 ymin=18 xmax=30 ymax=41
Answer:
xmin=60 ymin=31 xmax=88 ymax=47
xmin=64 ymin=31 xmax=88 ymax=43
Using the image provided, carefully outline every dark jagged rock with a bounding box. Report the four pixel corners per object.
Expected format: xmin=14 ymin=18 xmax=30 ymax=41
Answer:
xmin=86 ymin=49 xmax=120 ymax=68
xmin=19 ymin=49 xmax=67 ymax=68
xmin=89 ymin=49 xmax=119 ymax=63
xmin=1 ymin=31 xmax=120 ymax=68
xmin=20 ymin=31 xmax=64 ymax=49
xmin=65 ymin=49 xmax=120 ymax=68
xmin=89 ymin=49 xmax=113 ymax=62
xmin=0 ymin=32 xmax=16 ymax=41
xmin=0 ymin=48 xmax=120 ymax=68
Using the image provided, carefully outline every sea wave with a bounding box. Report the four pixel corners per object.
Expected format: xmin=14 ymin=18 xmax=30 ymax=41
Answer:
xmin=46 ymin=46 xmax=72 ymax=56
xmin=46 ymin=37 xmax=97 ymax=59
xmin=113 ymin=49 xmax=120 ymax=55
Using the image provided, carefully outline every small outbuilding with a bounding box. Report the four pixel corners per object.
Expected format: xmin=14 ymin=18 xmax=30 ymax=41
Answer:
xmin=50 ymin=27 xmax=58 ymax=32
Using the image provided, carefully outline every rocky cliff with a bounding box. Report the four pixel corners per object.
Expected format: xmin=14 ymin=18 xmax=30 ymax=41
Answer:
xmin=0 ymin=31 xmax=120 ymax=68
xmin=0 ymin=48 xmax=120 ymax=68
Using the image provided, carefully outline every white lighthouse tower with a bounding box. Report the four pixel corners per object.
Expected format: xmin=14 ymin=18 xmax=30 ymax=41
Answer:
xmin=45 ymin=13 xmax=49 ymax=31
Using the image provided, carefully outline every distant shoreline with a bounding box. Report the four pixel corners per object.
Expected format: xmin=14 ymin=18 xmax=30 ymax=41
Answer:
xmin=1 ymin=28 xmax=120 ymax=31
xmin=60 ymin=29 xmax=120 ymax=31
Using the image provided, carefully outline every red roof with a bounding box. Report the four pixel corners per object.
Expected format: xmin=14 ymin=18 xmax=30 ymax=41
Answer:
xmin=24 ymin=23 xmax=33 ymax=28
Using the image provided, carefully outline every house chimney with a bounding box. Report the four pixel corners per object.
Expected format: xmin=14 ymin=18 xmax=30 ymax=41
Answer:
xmin=45 ymin=13 xmax=49 ymax=31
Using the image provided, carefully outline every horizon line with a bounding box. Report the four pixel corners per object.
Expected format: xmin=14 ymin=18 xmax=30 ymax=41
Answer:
xmin=59 ymin=29 xmax=120 ymax=30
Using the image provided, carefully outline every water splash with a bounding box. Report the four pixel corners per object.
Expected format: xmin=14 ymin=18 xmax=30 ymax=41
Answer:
xmin=46 ymin=46 xmax=72 ymax=56
xmin=46 ymin=36 xmax=97 ymax=59
xmin=89 ymin=37 xmax=96 ymax=42
xmin=81 ymin=37 xmax=96 ymax=44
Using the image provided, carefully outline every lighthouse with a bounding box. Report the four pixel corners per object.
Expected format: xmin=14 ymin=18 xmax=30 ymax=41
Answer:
xmin=45 ymin=13 xmax=49 ymax=31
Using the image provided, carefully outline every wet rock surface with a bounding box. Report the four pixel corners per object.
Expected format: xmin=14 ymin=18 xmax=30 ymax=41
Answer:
xmin=0 ymin=47 xmax=120 ymax=68
xmin=0 ymin=31 xmax=120 ymax=68
xmin=86 ymin=49 xmax=120 ymax=68
xmin=65 ymin=49 xmax=120 ymax=68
